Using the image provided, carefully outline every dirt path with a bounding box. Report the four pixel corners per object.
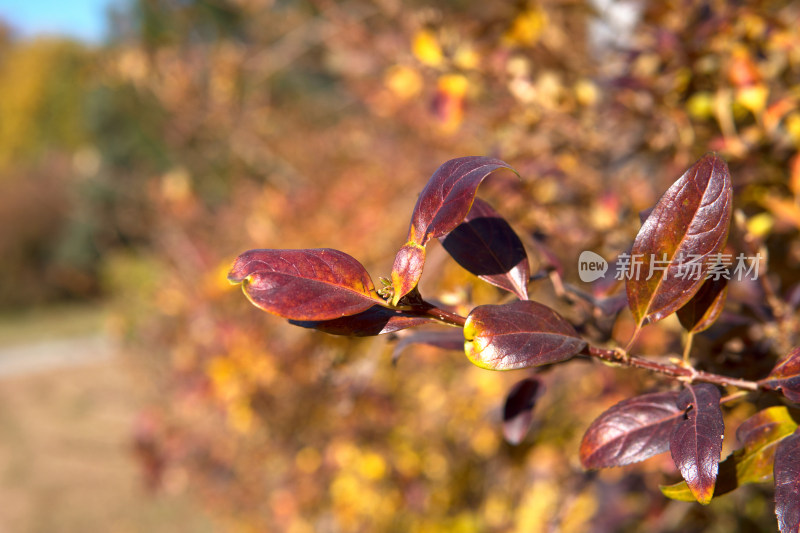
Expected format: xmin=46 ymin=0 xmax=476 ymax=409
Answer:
xmin=0 ymin=335 xmax=112 ymax=379
xmin=0 ymin=326 xmax=214 ymax=532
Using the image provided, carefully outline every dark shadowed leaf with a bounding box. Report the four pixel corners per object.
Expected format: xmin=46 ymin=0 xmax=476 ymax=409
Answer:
xmin=531 ymin=233 xmax=564 ymax=276
xmin=775 ymin=428 xmax=800 ymax=533
xmin=677 ymin=277 xmax=728 ymax=333
xmin=580 ymin=391 xmax=681 ymax=469
xmin=228 ymin=248 xmax=384 ymax=321
xmin=627 ymin=154 xmax=732 ymax=327
xmin=670 ymin=384 xmax=724 ymax=504
xmin=761 ymin=348 xmax=800 ymax=403
xmin=662 ymin=406 xmax=799 ymax=501
xmin=503 ymin=377 xmax=543 ymax=445
xmin=596 ymin=293 xmax=629 ymax=317
xmin=391 ymin=329 xmax=465 ymax=364
xmin=390 ymin=157 xmax=518 ymax=304
xmin=564 ymin=283 xmax=628 ymax=318
xmin=440 ymin=198 xmax=530 ymax=299
xmin=290 ymin=305 xmax=432 ymax=336
xmin=463 ymin=301 xmax=585 ymax=371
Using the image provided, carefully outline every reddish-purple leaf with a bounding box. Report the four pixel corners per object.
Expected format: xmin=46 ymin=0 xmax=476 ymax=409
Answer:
xmin=761 ymin=348 xmax=800 ymax=403
xmin=670 ymin=384 xmax=724 ymax=504
xmin=580 ymin=391 xmax=682 ymax=469
xmin=774 ymin=428 xmax=800 ymax=533
xmin=663 ymin=406 xmax=799 ymax=502
xmin=503 ymin=377 xmax=543 ymax=445
xmin=289 ymin=305 xmax=432 ymax=336
xmin=390 ymin=157 xmax=518 ymax=304
xmin=228 ymin=248 xmax=383 ymax=321
xmin=627 ymin=154 xmax=732 ymax=327
xmin=389 ymin=243 xmax=426 ymax=308
xmin=677 ymin=277 xmax=728 ymax=333
xmin=463 ymin=301 xmax=585 ymax=371
xmin=391 ymin=329 xmax=465 ymax=364
xmin=439 ymin=198 xmax=530 ymax=299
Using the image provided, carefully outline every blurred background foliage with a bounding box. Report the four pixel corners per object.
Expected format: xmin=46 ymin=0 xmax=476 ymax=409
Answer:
xmin=2 ymin=0 xmax=800 ymax=531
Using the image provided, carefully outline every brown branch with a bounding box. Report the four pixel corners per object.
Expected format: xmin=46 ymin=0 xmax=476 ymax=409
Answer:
xmin=406 ymin=298 xmax=466 ymax=327
xmin=404 ymin=300 xmax=763 ymax=391
xmin=587 ymin=345 xmax=761 ymax=391
xmin=422 ymin=306 xmax=467 ymax=327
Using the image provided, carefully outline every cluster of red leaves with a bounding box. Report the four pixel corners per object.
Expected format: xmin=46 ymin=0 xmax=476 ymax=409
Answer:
xmin=230 ymin=153 xmax=800 ymax=530
xmin=108 ymin=1 xmax=800 ymax=531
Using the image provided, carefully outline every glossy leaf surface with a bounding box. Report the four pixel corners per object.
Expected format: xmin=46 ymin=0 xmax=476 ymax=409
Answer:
xmin=503 ymin=377 xmax=542 ymax=445
xmin=677 ymin=277 xmax=728 ymax=333
xmin=228 ymin=248 xmax=383 ymax=321
xmin=440 ymin=198 xmax=530 ymax=299
xmin=627 ymin=154 xmax=732 ymax=326
xmin=580 ymin=391 xmax=681 ymax=469
xmin=774 ymin=428 xmax=800 ymax=533
xmin=390 ymin=156 xmax=517 ymax=304
xmin=670 ymin=384 xmax=724 ymax=504
xmin=463 ymin=301 xmax=585 ymax=371
xmin=389 ymin=243 xmax=426 ymax=306
xmin=662 ymin=406 xmax=798 ymax=502
xmin=761 ymin=348 xmax=800 ymax=403
xmin=290 ymin=306 xmax=432 ymax=336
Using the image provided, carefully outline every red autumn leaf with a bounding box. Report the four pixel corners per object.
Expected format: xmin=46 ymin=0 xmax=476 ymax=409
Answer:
xmin=761 ymin=347 xmax=800 ymax=403
xmin=463 ymin=301 xmax=585 ymax=371
xmin=389 ymin=243 xmax=426 ymax=306
xmin=580 ymin=391 xmax=682 ymax=469
xmin=503 ymin=377 xmax=543 ymax=445
xmin=677 ymin=276 xmax=728 ymax=333
xmin=662 ymin=406 xmax=799 ymax=502
xmin=627 ymin=154 xmax=732 ymax=327
xmin=290 ymin=305 xmax=433 ymax=336
xmin=390 ymin=157 xmax=518 ymax=304
xmin=670 ymin=384 xmax=724 ymax=505
xmin=774 ymin=428 xmax=800 ymax=533
xmin=228 ymin=248 xmax=384 ymax=321
xmin=439 ymin=198 xmax=530 ymax=300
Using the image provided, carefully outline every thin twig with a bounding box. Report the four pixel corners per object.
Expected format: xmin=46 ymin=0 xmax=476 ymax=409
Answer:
xmin=587 ymin=345 xmax=761 ymax=391
xmin=404 ymin=300 xmax=763 ymax=391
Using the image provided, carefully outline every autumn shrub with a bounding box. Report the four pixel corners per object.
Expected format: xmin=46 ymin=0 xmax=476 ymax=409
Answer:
xmin=107 ymin=1 xmax=800 ymax=531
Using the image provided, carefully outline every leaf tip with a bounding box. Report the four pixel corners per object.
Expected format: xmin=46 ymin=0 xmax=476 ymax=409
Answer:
xmin=692 ymin=485 xmax=715 ymax=505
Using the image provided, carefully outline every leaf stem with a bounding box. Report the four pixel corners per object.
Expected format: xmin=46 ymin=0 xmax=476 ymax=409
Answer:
xmin=683 ymin=332 xmax=694 ymax=363
xmin=394 ymin=295 xmax=468 ymax=328
xmin=720 ymin=390 xmax=751 ymax=404
xmin=421 ymin=306 xmax=467 ymax=327
xmin=587 ymin=345 xmax=760 ymax=391
xmin=625 ymin=325 xmax=643 ymax=353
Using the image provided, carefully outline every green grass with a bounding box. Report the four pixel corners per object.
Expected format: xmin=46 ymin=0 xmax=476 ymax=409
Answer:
xmin=0 ymin=303 xmax=107 ymax=347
